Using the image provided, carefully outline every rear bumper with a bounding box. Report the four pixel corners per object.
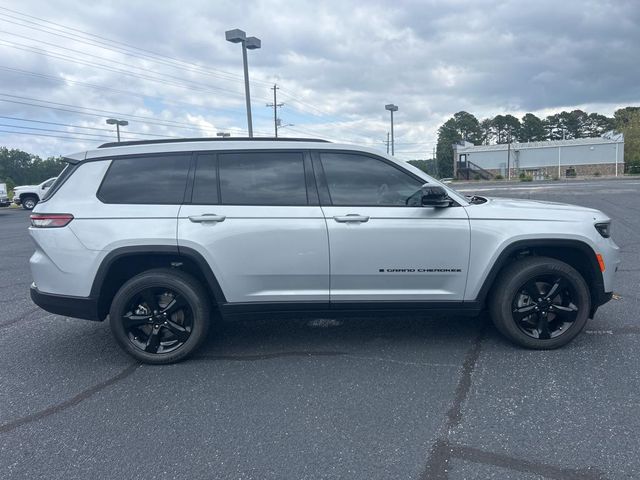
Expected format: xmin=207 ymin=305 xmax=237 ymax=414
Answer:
xmin=30 ymin=284 xmax=101 ymax=321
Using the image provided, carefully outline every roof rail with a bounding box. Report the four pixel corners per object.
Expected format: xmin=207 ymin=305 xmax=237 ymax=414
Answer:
xmin=97 ymin=137 xmax=331 ymax=148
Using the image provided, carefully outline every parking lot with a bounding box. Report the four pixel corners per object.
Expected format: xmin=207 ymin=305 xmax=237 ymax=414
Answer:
xmin=1 ymin=177 xmax=639 ymax=480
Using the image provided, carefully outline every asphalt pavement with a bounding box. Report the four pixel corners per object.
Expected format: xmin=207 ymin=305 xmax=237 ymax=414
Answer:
xmin=1 ymin=177 xmax=639 ymax=479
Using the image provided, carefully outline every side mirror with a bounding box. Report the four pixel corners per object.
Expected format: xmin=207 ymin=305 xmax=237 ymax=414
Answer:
xmin=421 ymin=185 xmax=451 ymax=208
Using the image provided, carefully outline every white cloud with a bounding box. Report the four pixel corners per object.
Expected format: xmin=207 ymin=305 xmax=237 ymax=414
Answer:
xmin=0 ymin=0 xmax=638 ymax=160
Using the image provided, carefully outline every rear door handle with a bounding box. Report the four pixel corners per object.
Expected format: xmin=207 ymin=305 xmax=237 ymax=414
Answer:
xmin=333 ymin=214 xmax=370 ymax=223
xmin=189 ymin=214 xmax=226 ymax=223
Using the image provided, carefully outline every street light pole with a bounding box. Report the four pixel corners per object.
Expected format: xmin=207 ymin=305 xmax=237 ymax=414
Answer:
xmin=105 ymin=118 xmax=128 ymax=142
xmin=385 ymin=104 xmax=398 ymax=156
xmin=226 ymin=29 xmax=261 ymax=138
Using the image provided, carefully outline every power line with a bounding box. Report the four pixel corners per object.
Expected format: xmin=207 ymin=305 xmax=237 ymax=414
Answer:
xmin=0 ymin=115 xmax=180 ymax=138
xmin=0 ymin=93 xmax=270 ymax=135
xmin=0 ymin=128 xmax=109 ymax=142
xmin=0 ymin=122 xmax=118 ymax=139
xmin=0 ymin=65 xmax=274 ymax=121
xmin=0 ymin=38 xmax=273 ymax=103
xmin=0 ymin=7 xmax=274 ymax=88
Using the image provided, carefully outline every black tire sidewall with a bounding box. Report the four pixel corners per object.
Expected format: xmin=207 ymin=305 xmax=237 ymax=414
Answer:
xmin=490 ymin=258 xmax=591 ymax=349
xmin=109 ymin=269 xmax=210 ymax=364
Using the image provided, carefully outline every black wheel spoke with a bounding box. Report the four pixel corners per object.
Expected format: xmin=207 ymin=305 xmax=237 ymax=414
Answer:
xmin=144 ymin=327 xmax=161 ymax=353
xmin=163 ymin=320 xmax=190 ymax=342
xmin=553 ymin=304 xmax=579 ymax=322
xmin=523 ymin=280 xmax=541 ymax=301
xmin=123 ymin=312 xmax=150 ymax=327
xmin=544 ymin=278 xmax=564 ymax=300
xmin=513 ymin=306 xmax=536 ymax=323
xmin=161 ymin=295 xmax=187 ymax=316
xmin=537 ymin=314 xmax=551 ymax=340
xmin=141 ymin=289 xmax=160 ymax=313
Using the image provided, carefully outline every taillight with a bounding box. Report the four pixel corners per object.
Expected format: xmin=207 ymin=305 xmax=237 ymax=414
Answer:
xmin=30 ymin=213 xmax=74 ymax=228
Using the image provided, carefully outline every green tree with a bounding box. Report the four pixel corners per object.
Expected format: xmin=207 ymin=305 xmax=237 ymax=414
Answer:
xmin=479 ymin=118 xmax=492 ymax=144
xmin=519 ymin=113 xmax=547 ymax=142
xmin=435 ymin=118 xmax=462 ymax=178
xmin=491 ymin=114 xmax=521 ymax=143
xmin=453 ymin=111 xmax=483 ymax=144
xmin=584 ymin=113 xmax=614 ymax=137
xmin=0 ymin=147 xmax=65 ymax=186
xmin=614 ymin=107 xmax=640 ymax=172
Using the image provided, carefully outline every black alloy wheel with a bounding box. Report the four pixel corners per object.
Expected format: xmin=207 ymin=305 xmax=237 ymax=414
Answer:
xmin=109 ymin=269 xmax=210 ymax=364
xmin=489 ymin=257 xmax=591 ymax=349
xmin=122 ymin=287 xmax=193 ymax=354
xmin=512 ymin=274 xmax=579 ymax=340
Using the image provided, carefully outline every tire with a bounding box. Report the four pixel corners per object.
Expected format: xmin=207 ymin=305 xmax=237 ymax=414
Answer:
xmin=489 ymin=256 xmax=591 ymax=349
xmin=22 ymin=196 xmax=38 ymax=210
xmin=109 ymin=268 xmax=211 ymax=364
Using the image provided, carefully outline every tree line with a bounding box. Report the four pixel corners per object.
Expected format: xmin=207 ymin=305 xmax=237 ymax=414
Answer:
xmin=433 ymin=107 xmax=640 ymax=178
xmin=0 ymin=147 xmax=66 ymax=191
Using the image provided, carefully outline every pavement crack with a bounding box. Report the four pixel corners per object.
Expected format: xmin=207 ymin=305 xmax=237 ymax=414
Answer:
xmin=451 ymin=444 xmax=607 ymax=480
xmin=0 ymin=307 xmax=44 ymax=330
xmin=0 ymin=363 xmax=139 ymax=434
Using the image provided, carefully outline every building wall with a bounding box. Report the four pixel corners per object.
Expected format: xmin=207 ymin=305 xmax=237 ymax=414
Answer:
xmin=457 ymin=140 xmax=624 ymax=177
xmin=478 ymin=163 xmax=617 ymax=179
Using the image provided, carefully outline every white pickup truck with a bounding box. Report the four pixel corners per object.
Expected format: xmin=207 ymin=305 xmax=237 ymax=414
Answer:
xmin=12 ymin=177 xmax=57 ymax=210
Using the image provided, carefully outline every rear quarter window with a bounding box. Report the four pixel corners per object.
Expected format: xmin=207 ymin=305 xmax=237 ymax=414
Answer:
xmin=98 ymin=154 xmax=191 ymax=204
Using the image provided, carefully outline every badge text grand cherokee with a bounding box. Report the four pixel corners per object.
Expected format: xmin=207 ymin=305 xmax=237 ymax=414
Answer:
xmin=28 ymin=138 xmax=620 ymax=364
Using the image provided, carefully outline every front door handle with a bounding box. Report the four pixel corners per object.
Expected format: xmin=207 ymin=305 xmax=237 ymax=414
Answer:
xmin=188 ymin=214 xmax=226 ymax=223
xmin=333 ymin=214 xmax=370 ymax=223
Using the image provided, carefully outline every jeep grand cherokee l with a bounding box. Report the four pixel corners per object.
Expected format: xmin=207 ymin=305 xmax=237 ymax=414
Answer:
xmin=28 ymin=138 xmax=620 ymax=363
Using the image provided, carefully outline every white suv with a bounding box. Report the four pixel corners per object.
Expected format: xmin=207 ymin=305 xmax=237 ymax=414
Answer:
xmin=28 ymin=138 xmax=620 ymax=363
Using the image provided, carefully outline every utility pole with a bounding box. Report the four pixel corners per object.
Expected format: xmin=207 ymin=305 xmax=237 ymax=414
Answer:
xmin=507 ymin=134 xmax=512 ymax=180
xmin=266 ymin=83 xmax=284 ymax=137
xmin=433 ymin=146 xmax=438 ymax=178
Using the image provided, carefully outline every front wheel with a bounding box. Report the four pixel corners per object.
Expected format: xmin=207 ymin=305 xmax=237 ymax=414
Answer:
xmin=109 ymin=269 xmax=210 ymax=364
xmin=21 ymin=196 xmax=38 ymax=210
xmin=489 ymin=257 xmax=591 ymax=349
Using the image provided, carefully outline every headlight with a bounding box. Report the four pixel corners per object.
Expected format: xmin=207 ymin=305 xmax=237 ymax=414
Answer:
xmin=595 ymin=222 xmax=611 ymax=238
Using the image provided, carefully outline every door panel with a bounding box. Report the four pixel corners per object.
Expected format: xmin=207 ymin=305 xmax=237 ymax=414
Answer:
xmin=178 ymin=205 xmax=329 ymax=303
xmin=315 ymin=151 xmax=471 ymax=302
xmin=322 ymin=205 xmax=470 ymax=301
xmin=177 ymin=151 xmax=329 ymax=304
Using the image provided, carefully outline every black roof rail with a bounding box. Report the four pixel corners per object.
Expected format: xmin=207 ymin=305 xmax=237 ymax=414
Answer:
xmin=97 ymin=137 xmax=331 ymax=149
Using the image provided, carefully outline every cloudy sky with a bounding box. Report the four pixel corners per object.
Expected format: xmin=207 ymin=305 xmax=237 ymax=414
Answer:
xmin=0 ymin=0 xmax=638 ymax=159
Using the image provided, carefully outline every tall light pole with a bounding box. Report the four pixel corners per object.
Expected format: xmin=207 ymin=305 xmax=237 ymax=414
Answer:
xmin=226 ymin=29 xmax=261 ymax=137
xmin=385 ymin=104 xmax=398 ymax=155
xmin=105 ymin=118 xmax=128 ymax=142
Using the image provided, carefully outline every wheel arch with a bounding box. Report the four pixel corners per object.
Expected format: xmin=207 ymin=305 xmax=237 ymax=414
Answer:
xmin=20 ymin=192 xmax=39 ymax=201
xmin=475 ymin=239 xmax=605 ymax=315
xmin=92 ymin=245 xmax=226 ymax=321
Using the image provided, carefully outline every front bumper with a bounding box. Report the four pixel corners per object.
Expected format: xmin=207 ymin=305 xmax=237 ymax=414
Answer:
xmin=30 ymin=283 xmax=101 ymax=321
xmin=0 ymin=197 xmax=10 ymax=207
xmin=13 ymin=197 xmax=21 ymax=206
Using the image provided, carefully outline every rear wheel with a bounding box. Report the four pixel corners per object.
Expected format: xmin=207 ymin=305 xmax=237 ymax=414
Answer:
xmin=109 ymin=269 xmax=210 ymax=364
xmin=21 ymin=196 xmax=38 ymax=210
xmin=489 ymin=257 xmax=590 ymax=349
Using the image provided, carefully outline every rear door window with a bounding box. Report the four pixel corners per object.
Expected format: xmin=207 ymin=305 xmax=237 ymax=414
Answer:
xmin=218 ymin=151 xmax=308 ymax=205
